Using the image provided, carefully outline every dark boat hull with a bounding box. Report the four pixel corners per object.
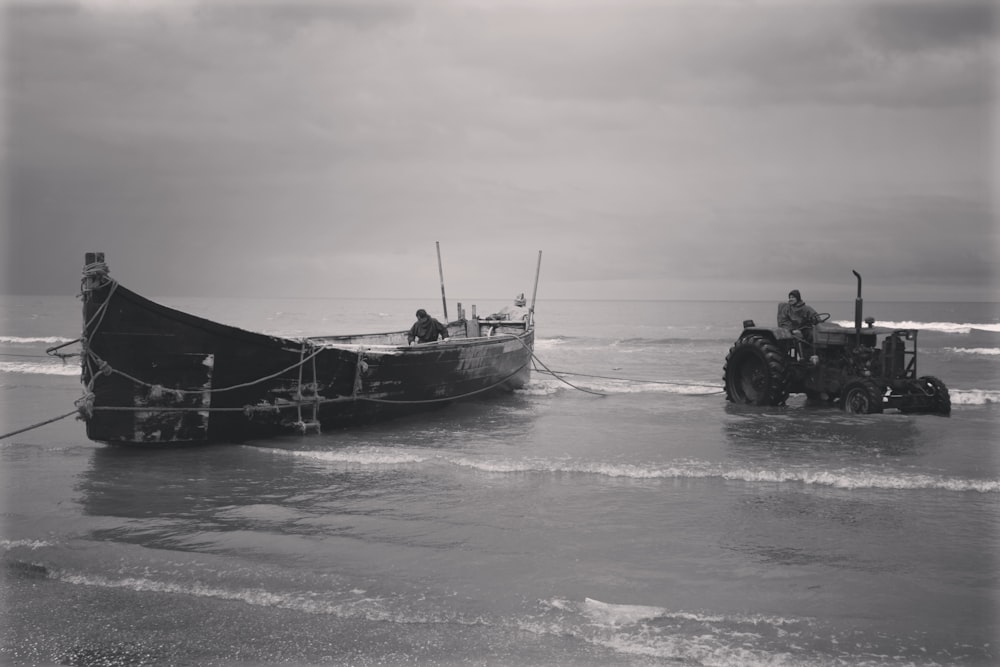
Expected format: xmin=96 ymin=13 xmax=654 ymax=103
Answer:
xmin=79 ymin=262 xmax=533 ymax=445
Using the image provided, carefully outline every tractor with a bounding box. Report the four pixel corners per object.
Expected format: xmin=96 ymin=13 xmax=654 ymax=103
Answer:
xmin=723 ymin=271 xmax=950 ymax=415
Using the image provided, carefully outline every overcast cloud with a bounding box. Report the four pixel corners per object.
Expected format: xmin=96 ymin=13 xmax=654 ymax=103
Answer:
xmin=2 ymin=0 xmax=996 ymax=302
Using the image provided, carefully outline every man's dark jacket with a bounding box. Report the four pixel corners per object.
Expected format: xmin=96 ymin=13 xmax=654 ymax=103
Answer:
xmin=408 ymin=317 xmax=449 ymax=343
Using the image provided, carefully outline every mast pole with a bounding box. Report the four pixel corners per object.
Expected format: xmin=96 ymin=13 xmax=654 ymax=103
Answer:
xmin=436 ymin=241 xmax=449 ymax=322
xmin=529 ymin=250 xmax=542 ymax=324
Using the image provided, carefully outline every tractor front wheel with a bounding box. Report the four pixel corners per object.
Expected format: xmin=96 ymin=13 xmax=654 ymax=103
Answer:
xmin=841 ymin=380 xmax=884 ymax=415
xmin=724 ymin=335 xmax=790 ymax=406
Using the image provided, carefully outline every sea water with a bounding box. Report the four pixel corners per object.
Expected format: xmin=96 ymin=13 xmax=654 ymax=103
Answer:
xmin=1 ymin=294 xmax=998 ymax=666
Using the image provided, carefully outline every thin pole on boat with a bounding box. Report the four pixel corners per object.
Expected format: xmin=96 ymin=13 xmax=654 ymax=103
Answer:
xmin=436 ymin=241 xmax=449 ymax=321
xmin=529 ymin=250 xmax=542 ymax=323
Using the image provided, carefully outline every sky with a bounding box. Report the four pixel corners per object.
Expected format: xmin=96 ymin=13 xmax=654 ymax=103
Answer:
xmin=2 ymin=0 xmax=997 ymax=303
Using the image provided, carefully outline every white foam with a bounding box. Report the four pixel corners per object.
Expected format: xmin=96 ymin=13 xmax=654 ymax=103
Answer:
xmin=448 ymin=456 xmax=1000 ymax=493
xmin=252 ymin=443 xmax=1000 ymax=493
xmin=536 ymin=597 xmax=813 ymax=667
xmin=515 ymin=379 xmax=562 ymax=396
xmin=833 ymin=320 xmax=1000 ymax=334
xmin=581 ymin=597 xmax=667 ymax=626
xmin=533 ymin=337 xmax=566 ymax=350
xmin=1 ymin=539 xmax=52 ymax=551
xmin=577 ymin=597 xmax=801 ymax=630
xmin=56 ymin=572 xmax=372 ymax=617
xmin=0 ymin=336 xmax=75 ymax=345
xmin=0 ymin=361 xmax=79 ymax=376
xmin=951 ymin=389 xmax=1000 ymax=405
xmin=944 ymin=347 xmax=1000 ymax=356
xmin=55 ymin=571 xmax=487 ymax=626
xmin=256 ymin=446 xmax=429 ymax=466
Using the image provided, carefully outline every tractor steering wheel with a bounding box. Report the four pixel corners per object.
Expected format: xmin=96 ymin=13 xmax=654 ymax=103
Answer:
xmin=813 ymin=312 xmax=831 ymax=324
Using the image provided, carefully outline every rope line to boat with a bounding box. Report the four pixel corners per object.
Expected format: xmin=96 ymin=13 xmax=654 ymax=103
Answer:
xmin=506 ymin=335 xmax=608 ymax=397
xmin=533 ymin=368 xmax=726 ymax=395
xmin=0 ymin=410 xmax=81 ymax=441
xmin=510 ymin=335 xmax=724 ymax=396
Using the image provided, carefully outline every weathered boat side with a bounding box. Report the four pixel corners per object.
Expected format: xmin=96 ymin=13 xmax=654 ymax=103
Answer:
xmin=78 ymin=253 xmax=534 ymax=445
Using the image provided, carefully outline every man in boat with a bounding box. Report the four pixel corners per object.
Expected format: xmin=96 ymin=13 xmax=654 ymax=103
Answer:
xmin=489 ymin=294 xmax=529 ymax=321
xmin=408 ymin=309 xmax=450 ymax=344
xmin=777 ymin=289 xmax=819 ymax=338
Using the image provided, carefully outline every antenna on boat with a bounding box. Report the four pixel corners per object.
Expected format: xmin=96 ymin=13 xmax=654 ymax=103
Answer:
xmin=853 ymin=269 xmax=863 ymax=345
xmin=529 ymin=250 xmax=542 ymax=324
xmin=436 ymin=241 xmax=449 ymax=321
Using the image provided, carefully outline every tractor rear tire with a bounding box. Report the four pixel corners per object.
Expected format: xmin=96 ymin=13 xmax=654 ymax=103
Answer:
xmin=841 ymin=380 xmax=884 ymax=415
xmin=724 ymin=335 xmax=790 ymax=406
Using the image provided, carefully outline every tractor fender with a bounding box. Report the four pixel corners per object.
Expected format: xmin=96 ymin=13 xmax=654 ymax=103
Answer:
xmin=739 ymin=327 xmax=795 ymax=344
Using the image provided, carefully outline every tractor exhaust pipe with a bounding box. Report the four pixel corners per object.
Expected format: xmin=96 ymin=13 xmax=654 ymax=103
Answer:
xmin=852 ymin=270 xmax=863 ymax=344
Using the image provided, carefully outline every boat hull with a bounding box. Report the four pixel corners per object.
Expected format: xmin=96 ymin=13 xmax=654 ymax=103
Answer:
xmin=79 ymin=270 xmax=533 ymax=445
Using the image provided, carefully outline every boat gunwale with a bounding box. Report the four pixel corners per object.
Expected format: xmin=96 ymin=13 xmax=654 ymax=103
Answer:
xmin=102 ymin=281 xmax=532 ymax=351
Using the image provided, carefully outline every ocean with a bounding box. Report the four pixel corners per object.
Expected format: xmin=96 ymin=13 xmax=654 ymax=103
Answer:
xmin=1 ymin=293 xmax=998 ymax=666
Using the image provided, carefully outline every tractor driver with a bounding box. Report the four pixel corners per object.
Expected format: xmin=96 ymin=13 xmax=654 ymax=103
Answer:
xmin=778 ymin=289 xmax=819 ymax=339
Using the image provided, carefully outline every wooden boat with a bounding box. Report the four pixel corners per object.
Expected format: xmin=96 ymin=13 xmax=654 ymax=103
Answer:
xmin=73 ymin=252 xmax=537 ymax=445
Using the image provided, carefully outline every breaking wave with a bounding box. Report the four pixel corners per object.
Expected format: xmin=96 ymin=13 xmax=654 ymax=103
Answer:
xmin=833 ymin=320 xmax=1000 ymax=334
xmin=951 ymin=389 xmax=1000 ymax=405
xmin=0 ymin=361 xmax=79 ymax=376
xmin=0 ymin=336 xmax=75 ymax=345
xmin=1 ymin=539 xmax=53 ymax=551
xmin=529 ymin=597 xmax=957 ymax=667
xmin=269 ymin=446 xmax=431 ymax=466
xmin=945 ymin=347 xmax=1000 ymax=356
xmin=255 ymin=447 xmax=999 ymax=493
xmin=448 ymin=458 xmax=999 ymax=493
xmin=43 ymin=569 xmax=489 ymax=627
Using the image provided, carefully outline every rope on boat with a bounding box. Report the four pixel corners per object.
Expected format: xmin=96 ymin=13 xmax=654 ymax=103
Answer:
xmin=510 ymin=335 xmax=725 ymax=397
xmin=45 ymin=338 xmax=82 ymax=361
xmin=82 ymin=358 xmax=533 ymax=413
xmin=83 ymin=346 xmax=328 ymax=396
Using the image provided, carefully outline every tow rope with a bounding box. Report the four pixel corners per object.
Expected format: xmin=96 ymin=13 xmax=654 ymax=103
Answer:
xmin=533 ymin=368 xmax=725 ymax=395
xmin=0 ymin=410 xmax=80 ymax=441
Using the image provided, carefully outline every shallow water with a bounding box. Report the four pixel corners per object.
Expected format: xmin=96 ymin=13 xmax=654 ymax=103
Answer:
xmin=2 ymin=295 xmax=998 ymax=666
